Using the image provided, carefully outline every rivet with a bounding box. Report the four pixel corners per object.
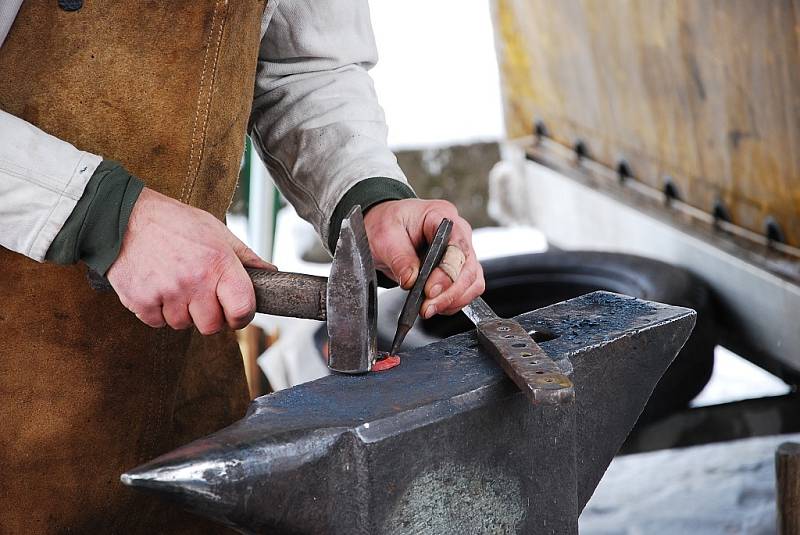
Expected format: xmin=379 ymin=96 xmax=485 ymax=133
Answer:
xmin=573 ymin=140 xmax=589 ymax=162
xmin=712 ymin=198 xmax=731 ymax=223
xmin=663 ymin=177 xmax=680 ymax=204
xmin=765 ymin=217 xmax=785 ymax=244
xmin=616 ymin=160 xmax=632 ymax=183
xmin=533 ymin=119 xmax=548 ymax=139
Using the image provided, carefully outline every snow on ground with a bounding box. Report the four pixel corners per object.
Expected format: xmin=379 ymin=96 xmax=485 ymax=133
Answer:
xmin=581 ymin=433 xmax=796 ymax=534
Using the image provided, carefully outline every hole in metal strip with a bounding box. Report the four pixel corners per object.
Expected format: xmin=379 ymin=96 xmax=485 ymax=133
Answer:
xmin=528 ymin=328 xmax=558 ymax=343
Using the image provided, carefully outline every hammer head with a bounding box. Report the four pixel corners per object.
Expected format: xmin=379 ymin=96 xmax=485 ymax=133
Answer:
xmin=326 ymin=206 xmax=378 ymax=373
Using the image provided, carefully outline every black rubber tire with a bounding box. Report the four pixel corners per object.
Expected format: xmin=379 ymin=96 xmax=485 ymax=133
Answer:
xmin=377 ymin=251 xmax=717 ymax=422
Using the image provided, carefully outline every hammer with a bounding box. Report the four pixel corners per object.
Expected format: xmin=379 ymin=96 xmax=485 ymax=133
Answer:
xmin=246 ymin=206 xmax=377 ymax=374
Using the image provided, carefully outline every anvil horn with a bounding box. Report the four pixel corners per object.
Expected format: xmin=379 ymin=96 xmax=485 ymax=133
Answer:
xmin=122 ymin=292 xmax=695 ymax=534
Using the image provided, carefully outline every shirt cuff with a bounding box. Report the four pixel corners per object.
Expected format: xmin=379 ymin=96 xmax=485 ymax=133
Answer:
xmin=45 ymin=160 xmax=144 ymax=275
xmin=327 ymin=177 xmax=416 ymax=253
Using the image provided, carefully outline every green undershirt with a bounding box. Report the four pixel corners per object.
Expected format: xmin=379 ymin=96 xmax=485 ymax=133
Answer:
xmin=45 ymin=160 xmax=143 ymax=275
xmin=327 ymin=177 xmax=416 ymax=253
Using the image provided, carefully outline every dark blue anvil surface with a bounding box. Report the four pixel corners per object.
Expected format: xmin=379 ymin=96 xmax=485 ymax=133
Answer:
xmin=123 ymin=292 xmax=695 ymax=535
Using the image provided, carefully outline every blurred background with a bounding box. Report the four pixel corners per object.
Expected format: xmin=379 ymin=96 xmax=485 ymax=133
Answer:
xmin=229 ymin=2 xmax=800 ymax=533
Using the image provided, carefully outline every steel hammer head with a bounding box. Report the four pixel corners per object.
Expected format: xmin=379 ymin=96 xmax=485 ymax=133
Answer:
xmin=326 ymin=206 xmax=378 ymax=373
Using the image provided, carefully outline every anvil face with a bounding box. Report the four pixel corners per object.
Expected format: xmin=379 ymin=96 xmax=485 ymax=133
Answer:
xmin=122 ymin=292 xmax=695 ymax=535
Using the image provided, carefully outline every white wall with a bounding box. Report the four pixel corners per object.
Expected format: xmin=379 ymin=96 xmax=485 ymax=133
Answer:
xmin=367 ymin=1 xmax=504 ymax=148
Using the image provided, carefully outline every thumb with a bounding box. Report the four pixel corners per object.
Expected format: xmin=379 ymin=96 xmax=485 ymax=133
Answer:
xmin=224 ymin=231 xmax=276 ymax=271
xmin=379 ymin=231 xmax=421 ymax=290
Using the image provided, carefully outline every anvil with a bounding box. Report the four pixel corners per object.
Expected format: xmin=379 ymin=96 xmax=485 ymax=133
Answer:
xmin=122 ymin=291 xmax=695 ymax=534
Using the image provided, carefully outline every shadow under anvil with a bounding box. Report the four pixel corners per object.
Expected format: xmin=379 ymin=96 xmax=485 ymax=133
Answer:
xmin=122 ymin=291 xmax=695 ymax=535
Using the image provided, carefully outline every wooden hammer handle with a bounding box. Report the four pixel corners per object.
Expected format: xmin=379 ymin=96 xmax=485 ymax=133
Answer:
xmin=247 ymin=269 xmax=327 ymax=321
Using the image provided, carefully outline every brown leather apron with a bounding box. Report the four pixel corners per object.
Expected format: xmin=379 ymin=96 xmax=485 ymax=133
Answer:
xmin=0 ymin=1 xmax=266 ymax=533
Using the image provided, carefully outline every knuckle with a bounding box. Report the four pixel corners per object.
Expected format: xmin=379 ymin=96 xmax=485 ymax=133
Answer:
xmin=133 ymin=293 xmax=160 ymax=311
xmin=475 ymin=278 xmax=486 ymax=295
xmin=168 ymin=319 xmax=190 ymax=330
xmin=437 ymin=290 xmax=457 ymax=309
xmin=205 ymin=249 xmax=233 ymax=277
xmin=431 ymin=199 xmax=456 ymax=212
xmin=177 ymin=267 xmax=207 ymax=289
xmin=196 ymin=320 xmax=223 ymax=336
xmin=465 ymin=267 xmax=479 ymax=286
xmin=141 ymin=315 xmax=164 ymax=328
xmin=226 ymin=298 xmax=255 ymax=327
xmin=165 ymin=311 xmax=192 ymax=330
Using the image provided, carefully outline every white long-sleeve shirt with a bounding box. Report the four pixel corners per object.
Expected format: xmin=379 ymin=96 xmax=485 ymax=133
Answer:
xmin=0 ymin=0 xmax=408 ymax=261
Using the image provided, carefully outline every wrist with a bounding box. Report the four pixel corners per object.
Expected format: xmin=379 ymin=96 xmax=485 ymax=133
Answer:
xmin=328 ymin=177 xmax=415 ymax=253
xmin=45 ymin=160 xmax=144 ymax=275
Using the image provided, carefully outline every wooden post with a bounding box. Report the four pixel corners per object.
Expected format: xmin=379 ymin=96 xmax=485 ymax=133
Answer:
xmin=776 ymin=442 xmax=800 ymax=534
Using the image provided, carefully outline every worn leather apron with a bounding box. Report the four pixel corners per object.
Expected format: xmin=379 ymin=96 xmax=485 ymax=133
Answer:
xmin=0 ymin=1 xmax=266 ymax=533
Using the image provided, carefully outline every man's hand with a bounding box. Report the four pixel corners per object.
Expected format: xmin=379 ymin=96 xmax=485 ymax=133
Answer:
xmin=106 ymin=188 xmax=275 ymax=334
xmin=363 ymin=199 xmax=485 ymax=318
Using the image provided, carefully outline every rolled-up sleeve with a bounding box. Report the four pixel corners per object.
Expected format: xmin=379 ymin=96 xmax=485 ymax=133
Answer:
xmin=0 ymin=109 xmax=101 ymax=260
xmin=250 ymin=0 xmax=410 ymax=247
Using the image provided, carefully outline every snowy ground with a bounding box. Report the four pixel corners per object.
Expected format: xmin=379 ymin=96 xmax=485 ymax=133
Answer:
xmin=581 ymin=433 xmax=796 ymax=534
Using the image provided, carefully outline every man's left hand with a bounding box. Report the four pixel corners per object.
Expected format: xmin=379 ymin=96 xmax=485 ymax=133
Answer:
xmin=362 ymin=199 xmax=485 ymax=318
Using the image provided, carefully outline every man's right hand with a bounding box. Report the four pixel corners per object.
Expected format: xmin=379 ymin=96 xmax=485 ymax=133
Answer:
xmin=106 ymin=187 xmax=276 ymax=334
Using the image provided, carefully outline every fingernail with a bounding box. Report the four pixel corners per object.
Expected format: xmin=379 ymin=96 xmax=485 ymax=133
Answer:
xmin=429 ymin=284 xmax=443 ymax=298
xmin=424 ymin=305 xmax=436 ymax=319
xmin=400 ymin=267 xmax=415 ymax=287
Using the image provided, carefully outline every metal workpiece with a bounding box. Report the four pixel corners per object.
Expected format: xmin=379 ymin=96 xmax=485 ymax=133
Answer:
xmin=326 ymin=206 xmax=378 ymax=373
xmin=476 ymin=314 xmax=574 ymax=405
xmin=461 ymin=296 xmax=575 ymax=405
xmin=122 ymin=291 xmax=695 ymax=534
